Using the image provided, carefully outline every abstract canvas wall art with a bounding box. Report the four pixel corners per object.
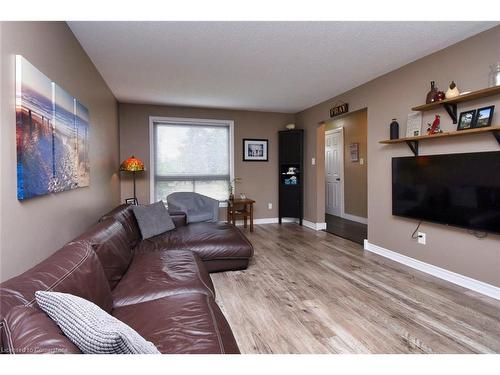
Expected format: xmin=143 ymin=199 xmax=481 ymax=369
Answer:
xmin=16 ymin=55 xmax=90 ymax=200
xmin=75 ymin=101 xmax=90 ymax=187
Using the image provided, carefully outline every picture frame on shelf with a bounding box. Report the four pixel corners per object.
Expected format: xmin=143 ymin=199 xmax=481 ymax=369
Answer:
xmin=457 ymin=110 xmax=476 ymax=131
xmin=125 ymin=198 xmax=138 ymax=205
xmin=405 ymin=112 xmax=422 ymax=137
xmin=243 ymin=139 xmax=268 ymax=161
xmin=473 ymin=105 xmax=495 ymax=128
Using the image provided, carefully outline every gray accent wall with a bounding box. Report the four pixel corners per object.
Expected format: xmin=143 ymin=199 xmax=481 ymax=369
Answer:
xmin=0 ymin=22 xmax=120 ymax=282
xmin=118 ymin=103 xmax=294 ymax=221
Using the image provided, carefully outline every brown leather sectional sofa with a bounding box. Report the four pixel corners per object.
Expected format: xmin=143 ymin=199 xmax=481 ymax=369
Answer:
xmin=0 ymin=204 xmax=253 ymax=354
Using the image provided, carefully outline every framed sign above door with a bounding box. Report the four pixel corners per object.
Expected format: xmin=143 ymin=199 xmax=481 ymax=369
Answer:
xmin=330 ymin=103 xmax=349 ymax=118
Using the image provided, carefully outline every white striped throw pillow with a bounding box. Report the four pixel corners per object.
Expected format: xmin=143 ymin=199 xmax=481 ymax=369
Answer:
xmin=35 ymin=291 xmax=160 ymax=354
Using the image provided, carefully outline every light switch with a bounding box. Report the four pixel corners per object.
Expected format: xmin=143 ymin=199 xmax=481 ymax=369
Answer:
xmin=360 ymin=158 xmax=364 ymax=165
xmin=312 ymin=157 xmax=316 ymax=166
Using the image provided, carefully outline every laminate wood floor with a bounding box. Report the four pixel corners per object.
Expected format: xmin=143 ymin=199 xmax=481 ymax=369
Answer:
xmin=211 ymin=224 xmax=500 ymax=354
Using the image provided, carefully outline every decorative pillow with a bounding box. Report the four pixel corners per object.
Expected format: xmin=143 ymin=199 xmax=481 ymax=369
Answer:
xmin=35 ymin=291 xmax=160 ymax=354
xmin=132 ymin=201 xmax=175 ymax=239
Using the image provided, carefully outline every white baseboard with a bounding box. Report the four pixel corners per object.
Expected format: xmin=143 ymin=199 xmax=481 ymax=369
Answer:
xmin=342 ymin=213 xmax=368 ymax=225
xmin=303 ymin=220 xmax=327 ymax=231
xmin=364 ymin=240 xmax=500 ymax=301
xmin=231 ymin=217 xmax=297 ymax=226
xmin=227 ymin=217 xmax=326 ymax=231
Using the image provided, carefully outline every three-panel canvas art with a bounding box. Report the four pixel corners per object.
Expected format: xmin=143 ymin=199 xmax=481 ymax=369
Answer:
xmin=16 ymin=55 xmax=90 ymax=200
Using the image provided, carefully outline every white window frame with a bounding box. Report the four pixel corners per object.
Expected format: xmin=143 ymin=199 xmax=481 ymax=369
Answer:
xmin=149 ymin=116 xmax=234 ymax=206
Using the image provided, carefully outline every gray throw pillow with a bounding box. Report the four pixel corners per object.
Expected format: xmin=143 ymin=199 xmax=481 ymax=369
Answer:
xmin=35 ymin=291 xmax=160 ymax=354
xmin=132 ymin=201 xmax=175 ymax=239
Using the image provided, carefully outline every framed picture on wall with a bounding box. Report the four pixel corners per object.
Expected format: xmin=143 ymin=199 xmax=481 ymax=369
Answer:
xmin=243 ymin=139 xmax=268 ymax=161
xmin=349 ymin=143 xmax=359 ymax=162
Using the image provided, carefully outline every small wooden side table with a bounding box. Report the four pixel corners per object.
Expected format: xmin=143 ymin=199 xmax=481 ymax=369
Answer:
xmin=226 ymin=198 xmax=255 ymax=232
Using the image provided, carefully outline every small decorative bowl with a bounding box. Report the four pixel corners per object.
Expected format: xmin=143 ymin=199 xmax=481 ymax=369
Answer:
xmin=286 ymin=123 xmax=296 ymax=130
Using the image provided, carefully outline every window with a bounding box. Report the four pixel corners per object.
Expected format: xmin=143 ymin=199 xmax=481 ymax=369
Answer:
xmin=151 ymin=117 xmax=233 ymax=203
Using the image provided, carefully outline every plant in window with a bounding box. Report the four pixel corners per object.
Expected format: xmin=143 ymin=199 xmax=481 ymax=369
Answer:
xmin=228 ymin=177 xmax=242 ymax=200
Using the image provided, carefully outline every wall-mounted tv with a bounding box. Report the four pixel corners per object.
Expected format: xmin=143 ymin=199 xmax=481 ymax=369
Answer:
xmin=392 ymin=151 xmax=500 ymax=234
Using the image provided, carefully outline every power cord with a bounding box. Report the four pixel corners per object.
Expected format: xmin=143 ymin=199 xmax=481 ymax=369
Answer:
xmin=412 ymin=220 xmax=487 ymax=240
xmin=469 ymin=230 xmax=488 ymax=239
xmin=411 ymin=220 xmax=422 ymax=240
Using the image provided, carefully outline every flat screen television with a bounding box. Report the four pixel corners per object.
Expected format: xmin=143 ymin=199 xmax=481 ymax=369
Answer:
xmin=392 ymin=151 xmax=500 ymax=234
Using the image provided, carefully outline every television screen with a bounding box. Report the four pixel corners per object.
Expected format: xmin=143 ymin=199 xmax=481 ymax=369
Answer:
xmin=392 ymin=151 xmax=500 ymax=234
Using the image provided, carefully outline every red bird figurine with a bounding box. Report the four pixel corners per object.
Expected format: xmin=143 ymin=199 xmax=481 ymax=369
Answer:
xmin=427 ymin=114 xmax=442 ymax=135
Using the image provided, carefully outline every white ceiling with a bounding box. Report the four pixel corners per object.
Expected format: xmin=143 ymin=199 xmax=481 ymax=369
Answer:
xmin=68 ymin=21 xmax=498 ymax=113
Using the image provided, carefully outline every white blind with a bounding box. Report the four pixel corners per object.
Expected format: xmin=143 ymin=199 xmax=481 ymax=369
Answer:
xmin=153 ymin=121 xmax=231 ymax=202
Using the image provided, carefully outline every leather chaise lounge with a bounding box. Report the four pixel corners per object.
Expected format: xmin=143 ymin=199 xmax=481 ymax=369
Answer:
xmin=0 ymin=204 xmax=253 ymax=354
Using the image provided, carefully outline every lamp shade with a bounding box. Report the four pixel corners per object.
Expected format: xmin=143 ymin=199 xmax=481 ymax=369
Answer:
xmin=120 ymin=155 xmax=145 ymax=172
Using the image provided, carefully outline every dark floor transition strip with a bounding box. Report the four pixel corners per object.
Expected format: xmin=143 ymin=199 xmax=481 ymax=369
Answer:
xmin=324 ymin=214 xmax=367 ymax=245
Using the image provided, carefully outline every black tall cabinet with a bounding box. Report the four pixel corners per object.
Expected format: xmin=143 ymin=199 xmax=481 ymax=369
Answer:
xmin=278 ymin=129 xmax=304 ymax=225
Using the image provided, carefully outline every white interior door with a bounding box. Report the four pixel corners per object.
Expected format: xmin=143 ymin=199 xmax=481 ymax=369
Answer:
xmin=325 ymin=129 xmax=343 ymax=216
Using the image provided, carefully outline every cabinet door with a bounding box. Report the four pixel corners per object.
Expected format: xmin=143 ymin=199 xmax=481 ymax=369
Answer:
xmin=279 ymin=187 xmax=301 ymax=217
xmin=279 ymin=131 xmax=302 ymax=164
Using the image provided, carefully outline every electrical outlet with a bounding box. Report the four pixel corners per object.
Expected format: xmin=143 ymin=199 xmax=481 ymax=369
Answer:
xmin=268 ymin=203 xmax=273 ymax=210
xmin=417 ymin=232 xmax=426 ymax=245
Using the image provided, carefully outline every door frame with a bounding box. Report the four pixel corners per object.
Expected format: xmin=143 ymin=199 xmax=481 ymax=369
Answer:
xmin=325 ymin=127 xmax=345 ymax=219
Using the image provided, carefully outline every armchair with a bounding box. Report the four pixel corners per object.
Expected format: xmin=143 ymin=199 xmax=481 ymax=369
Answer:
xmin=166 ymin=192 xmax=220 ymax=223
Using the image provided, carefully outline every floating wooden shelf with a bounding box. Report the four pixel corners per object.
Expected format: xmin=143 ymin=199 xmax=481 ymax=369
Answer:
xmin=412 ymin=86 xmax=500 ymax=111
xmin=411 ymin=86 xmax=500 ymax=124
xmin=379 ymin=125 xmax=500 ymax=156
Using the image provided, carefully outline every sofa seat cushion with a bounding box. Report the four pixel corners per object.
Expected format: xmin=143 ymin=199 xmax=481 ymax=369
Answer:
xmin=75 ymin=218 xmax=133 ymax=289
xmin=135 ymin=222 xmax=254 ymax=263
xmin=112 ymin=250 xmax=215 ymax=308
xmin=2 ymin=305 xmax=81 ymax=354
xmin=112 ymin=294 xmax=239 ymax=354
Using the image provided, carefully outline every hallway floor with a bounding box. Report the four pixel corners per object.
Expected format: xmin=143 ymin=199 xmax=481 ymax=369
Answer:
xmin=324 ymin=214 xmax=367 ymax=245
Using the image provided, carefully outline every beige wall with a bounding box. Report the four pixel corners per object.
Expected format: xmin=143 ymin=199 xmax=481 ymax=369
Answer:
xmin=118 ymin=103 xmax=294 ymax=220
xmin=0 ymin=22 xmax=120 ymax=282
xmin=325 ymin=109 xmax=367 ymax=218
xmin=296 ymin=26 xmax=500 ymax=287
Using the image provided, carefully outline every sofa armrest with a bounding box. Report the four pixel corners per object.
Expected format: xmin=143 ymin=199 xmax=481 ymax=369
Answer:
xmin=168 ymin=211 xmax=187 ymax=228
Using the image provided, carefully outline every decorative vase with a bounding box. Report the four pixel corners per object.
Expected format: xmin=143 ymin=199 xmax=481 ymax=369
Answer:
xmin=436 ymin=91 xmax=445 ymax=101
xmin=445 ymin=81 xmax=460 ymax=99
xmin=390 ymin=119 xmax=399 ymax=140
xmin=489 ymin=63 xmax=500 ymax=87
xmin=426 ymin=81 xmax=439 ymax=104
